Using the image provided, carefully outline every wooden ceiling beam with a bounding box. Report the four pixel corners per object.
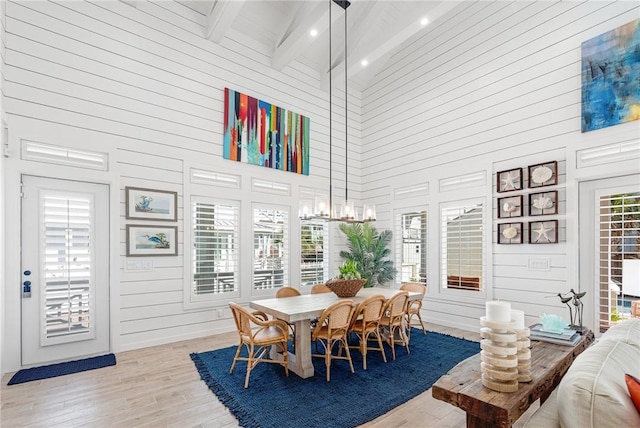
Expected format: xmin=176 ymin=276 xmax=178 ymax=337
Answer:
xmin=205 ymin=0 xmax=245 ymax=43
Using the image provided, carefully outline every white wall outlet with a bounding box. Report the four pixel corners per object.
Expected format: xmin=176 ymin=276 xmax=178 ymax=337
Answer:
xmin=217 ymin=308 xmax=224 ymax=318
xmin=528 ymin=258 xmax=550 ymax=271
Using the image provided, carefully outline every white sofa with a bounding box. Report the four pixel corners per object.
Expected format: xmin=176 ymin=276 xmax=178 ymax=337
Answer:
xmin=524 ymin=318 xmax=640 ymax=428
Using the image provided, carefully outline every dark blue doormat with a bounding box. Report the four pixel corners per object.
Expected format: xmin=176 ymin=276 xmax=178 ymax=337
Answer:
xmin=7 ymin=353 xmax=116 ymax=385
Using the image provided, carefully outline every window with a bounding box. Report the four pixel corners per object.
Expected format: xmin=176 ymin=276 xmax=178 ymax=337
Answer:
xmin=253 ymin=206 xmax=289 ymax=290
xmin=441 ymin=202 xmax=484 ymax=291
xmin=396 ymin=210 xmax=427 ymax=284
xmin=598 ymin=192 xmax=640 ymax=332
xmin=191 ymin=199 xmax=239 ymax=298
xmin=301 ymin=220 xmax=328 ymax=286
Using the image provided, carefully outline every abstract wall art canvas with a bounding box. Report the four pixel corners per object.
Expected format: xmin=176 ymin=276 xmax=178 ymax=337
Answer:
xmin=581 ymin=19 xmax=640 ymax=132
xmin=223 ymin=88 xmax=310 ymax=175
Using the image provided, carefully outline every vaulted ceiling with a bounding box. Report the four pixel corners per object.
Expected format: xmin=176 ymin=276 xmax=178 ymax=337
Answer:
xmin=176 ymin=0 xmax=461 ymax=91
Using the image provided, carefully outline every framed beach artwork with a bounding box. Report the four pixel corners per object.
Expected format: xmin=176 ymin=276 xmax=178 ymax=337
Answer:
xmin=223 ymin=88 xmax=310 ymax=175
xmin=126 ymin=187 xmax=177 ymax=221
xmin=126 ymin=225 xmax=178 ymax=256
xmin=581 ymin=19 xmax=640 ymax=132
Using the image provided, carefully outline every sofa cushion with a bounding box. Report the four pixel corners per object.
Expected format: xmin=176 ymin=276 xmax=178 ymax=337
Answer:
xmin=557 ymin=339 xmax=640 ymax=428
xmin=599 ymin=318 xmax=640 ymax=348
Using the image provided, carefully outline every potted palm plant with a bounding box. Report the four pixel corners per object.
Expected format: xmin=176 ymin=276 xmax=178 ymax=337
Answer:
xmin=338 ymin=222 xmax=397 ymax=288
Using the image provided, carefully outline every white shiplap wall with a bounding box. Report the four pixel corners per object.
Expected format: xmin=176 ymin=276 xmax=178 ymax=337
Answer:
xmin=362 ymin=1 xmax=640 ymax=331
xmin=1 ymin=0 xmax=363 ymax=371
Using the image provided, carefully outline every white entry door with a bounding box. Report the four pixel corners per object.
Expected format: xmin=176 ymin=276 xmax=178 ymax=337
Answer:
xmin=21 ymin=175 xmax=110 ymax=366
xmin=579 ymin=174 xmax=640 ymax=336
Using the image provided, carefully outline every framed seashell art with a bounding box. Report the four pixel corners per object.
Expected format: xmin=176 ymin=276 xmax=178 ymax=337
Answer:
xmin=498 ymin=222 xmax=523 ymax=244
xmin=498 ymin=195 xmax=523 ymax=218
xmin=529 ymin=191 xmax=558 ymax=216
xmin=528 ymin=161 xmax=557 ymax=188
xmin=529 ymin=220 xmax=558 ymax=244
xmin=497 ymin=167 xmax=523 ymax=193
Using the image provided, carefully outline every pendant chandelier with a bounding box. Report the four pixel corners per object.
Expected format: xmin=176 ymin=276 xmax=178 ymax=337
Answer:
xmin=302 ymin=0 xmax=376 ymax=223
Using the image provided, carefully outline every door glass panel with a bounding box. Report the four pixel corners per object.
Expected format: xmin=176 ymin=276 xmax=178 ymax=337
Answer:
xmin=598 ymin=192 xmax=640 ymax=332
xmin=43 ymin=194 xmax=92 ymax=339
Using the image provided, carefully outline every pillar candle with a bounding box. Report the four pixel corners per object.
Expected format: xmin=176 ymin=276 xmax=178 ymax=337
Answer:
xmin=511 ymin=309 xmax=525 ymax=330
xmin=486 ymin=301 xmax=511 ymax=322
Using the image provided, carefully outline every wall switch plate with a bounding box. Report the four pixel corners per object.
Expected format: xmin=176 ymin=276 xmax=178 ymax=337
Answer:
xmin=528 ymin=257 xmax=550 ymax=271
xmin=125 ymin=259 xmax=154 ymax=271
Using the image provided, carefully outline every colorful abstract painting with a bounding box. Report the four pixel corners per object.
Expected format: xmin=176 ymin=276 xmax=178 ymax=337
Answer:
xmin=223 ymin=88 xmax=310 ymax=175
xmin=581 ymin=19 xmax=640 ymax=132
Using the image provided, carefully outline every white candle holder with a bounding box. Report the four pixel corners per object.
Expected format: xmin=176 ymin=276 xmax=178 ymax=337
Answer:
xmin=516 ymin=327 xmax=531 ymax=383
xmin=480 ymin=317 xmax=519 ymax=392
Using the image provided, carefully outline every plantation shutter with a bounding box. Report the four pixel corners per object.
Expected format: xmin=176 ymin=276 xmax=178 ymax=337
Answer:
xmin=395 ymin=210 xmax=428 ymax=284
xmin=441 ymin=203 xmax=484 ymax=291
xmin=43 ymin=194 xmax=93 ymax=339
xmin=253 ymin=207 xmax=289 ymax=290
xmin=301 ymin=220 xmax=328 ymax=285
xmin=192 ymin=200 xmax=239 ymax=295
xmin=598 ymin=193 xmax=640 ymax=332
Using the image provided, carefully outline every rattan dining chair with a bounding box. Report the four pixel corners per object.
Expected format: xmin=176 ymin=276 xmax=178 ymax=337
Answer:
xmin=348 ymin=294 xmax=387 ymax=369
xmin=400 ymin=282 xmax=427 ymax=339
xmin=275 ymin=286 xmax=301 ymax=347
xmin=311 ymin=299 xmax=356 ymax=381
xmin=310 ymin=283 xmax=332 ymax=294
xmin=228 ymin=302 xmax=290 ymax=388
xmin=379 ymin=291 xmax=410 ymax=360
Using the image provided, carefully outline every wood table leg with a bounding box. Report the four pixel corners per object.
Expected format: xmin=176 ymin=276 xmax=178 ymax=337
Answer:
xmin=467 ymin=413 xmax=503 ymax=428
xmin=283 ymin=319 xmax=314 ymax=379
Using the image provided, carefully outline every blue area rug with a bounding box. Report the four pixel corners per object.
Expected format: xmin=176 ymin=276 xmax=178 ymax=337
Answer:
xmin=191 ymin=330 xmax=479 ymax=428
xmin=7 ymin=354 xmax=116 ymax=385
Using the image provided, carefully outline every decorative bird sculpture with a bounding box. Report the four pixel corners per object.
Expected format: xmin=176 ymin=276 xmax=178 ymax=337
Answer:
xmin=558 ymin=293 xmax=573 ymax=326
xmin=569 ymin=289 xmax=586 ymax=330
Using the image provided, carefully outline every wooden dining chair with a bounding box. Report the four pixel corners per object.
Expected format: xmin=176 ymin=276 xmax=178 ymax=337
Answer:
xmin=348 ymin=294 xmax=387 ymax=369
xmin=379 ymin=291 xmax=410 ymax=360
xmin=310 ymin=283 xmax=332 ymax=294
xmin=312 ymin=299 xmax=356 ymax=381
xmin=400 ymin=282 xmax=427 ymax=339
xmin=228 ymin=302 xmax=290 ymax=388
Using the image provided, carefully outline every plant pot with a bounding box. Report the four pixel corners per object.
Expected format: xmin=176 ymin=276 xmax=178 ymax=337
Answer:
xmin=325 ymin=279 xmax=366 ymax=298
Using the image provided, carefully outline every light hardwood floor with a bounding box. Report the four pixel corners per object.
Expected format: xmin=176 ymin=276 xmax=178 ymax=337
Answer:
xmin=1 ymin=324 xmax=538 ymax=427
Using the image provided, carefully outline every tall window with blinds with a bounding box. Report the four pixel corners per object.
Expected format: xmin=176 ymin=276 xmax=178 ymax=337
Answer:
xmin=396 ymin=210 xmax=428 ymax=284
xmin=301 ymin=220 xmax=328 ymax=286
xmin=253 ymin=207 xmax=289 ymax=290
xmin=191 ymin=199 xmax=239 ymax=297
xmin=441 ymin=202 xmax=484 ymax=291
xmin=43 ymin=194 xmax=93 ymax=340
xmin=598 ymin=192 xmax=640 ymax=332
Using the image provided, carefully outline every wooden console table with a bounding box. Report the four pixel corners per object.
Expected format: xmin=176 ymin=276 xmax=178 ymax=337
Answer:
xmin=432 ymin=329 xmax=594 ymax=428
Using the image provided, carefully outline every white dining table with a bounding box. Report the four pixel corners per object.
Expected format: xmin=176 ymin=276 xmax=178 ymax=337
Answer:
xmin=249 ymin=287 xmax=422 ymax=379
